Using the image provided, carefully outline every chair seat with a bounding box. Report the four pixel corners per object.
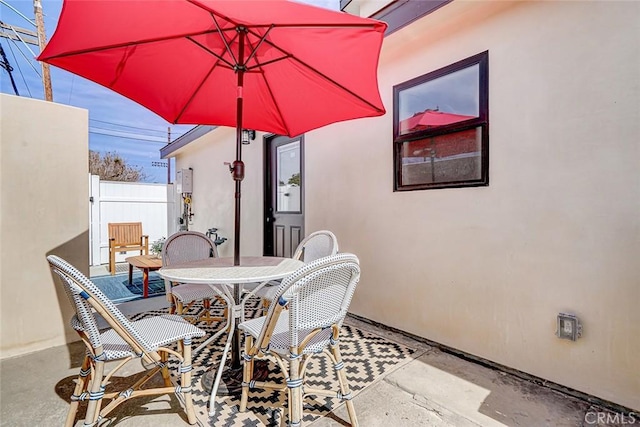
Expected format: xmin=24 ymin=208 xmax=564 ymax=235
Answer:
xmin=239 ymin=315 xmax=333 ymax=356
xmin=171 ymin=283 xmax=220 ymax=303
xmin=73 ymin=314 xmax=204 ymax=361
xmin=252 ymin=281 xmax=281 ymax=300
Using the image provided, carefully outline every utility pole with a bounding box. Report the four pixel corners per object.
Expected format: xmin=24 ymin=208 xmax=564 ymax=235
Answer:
xmin=167 ymin=127 xmax=172 ymax=184
xmin=33 ymin=0 xmax=52 ymax=101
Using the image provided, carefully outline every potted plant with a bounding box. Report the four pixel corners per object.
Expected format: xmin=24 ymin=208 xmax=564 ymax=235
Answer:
xmin=150 ymin=237 xmax=166 ymax=258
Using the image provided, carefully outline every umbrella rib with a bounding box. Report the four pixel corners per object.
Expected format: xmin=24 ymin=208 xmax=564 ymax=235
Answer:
xmin=246 ymin=23 xmax=382 ymax=29
xmin=187 ymin=36 xmax=235 ymax=69
xmin=246 ymin=55 xmax=291 ymax=70
xmin=288 ymin=55 xmax=383 ymax=113
xmin=241 ymin=36 xmax=290 ymax=135
xmin=210 ymin=12 xmax=239 ymax=67
xmin=39 ymin=29 xmax=226 ymax=60
xmin=245 ymin=26 xmax=384 ymax=114
xmin=259 ymin=66 xmax=292 ymax=136
xmin=173 ymin=61 xmax=221 ymax=124
xmin=244 ymin=25 xmax=274 ymax=67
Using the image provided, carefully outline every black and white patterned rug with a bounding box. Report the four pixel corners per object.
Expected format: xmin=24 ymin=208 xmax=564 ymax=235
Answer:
xmin=132 ymin=299 xmax=416 ymax=426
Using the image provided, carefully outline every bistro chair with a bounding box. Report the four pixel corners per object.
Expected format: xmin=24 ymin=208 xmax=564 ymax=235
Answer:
xmin=162 ymin=231 xmax=227 ymax=323
xmin=47 ymin=255 xmax=205 ymax=427
xmin=238 ymin=253 xmax=360 ymax=427
xmin=249 ymin=230 xmax=339 ymax=312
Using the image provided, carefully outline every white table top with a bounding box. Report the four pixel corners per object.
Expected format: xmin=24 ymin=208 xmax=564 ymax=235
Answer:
xmin=158 ymin=256 xmax=304 ymax=284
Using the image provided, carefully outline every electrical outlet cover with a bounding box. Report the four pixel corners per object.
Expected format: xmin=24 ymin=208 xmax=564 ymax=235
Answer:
xmin=557 ymin=313 xmax=581 ymax=341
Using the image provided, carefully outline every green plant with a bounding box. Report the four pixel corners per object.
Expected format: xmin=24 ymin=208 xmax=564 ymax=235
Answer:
xmin=150 ymin=237 xmax=166 ymax=256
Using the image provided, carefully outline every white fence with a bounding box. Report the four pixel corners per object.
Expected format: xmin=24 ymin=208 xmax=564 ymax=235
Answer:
xmin=89 ymin=175 xmax=177 ymax=266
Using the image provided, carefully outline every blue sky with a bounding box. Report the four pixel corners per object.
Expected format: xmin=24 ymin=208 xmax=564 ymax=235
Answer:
xmin=0 ymin=0 xmax=338 ymax=183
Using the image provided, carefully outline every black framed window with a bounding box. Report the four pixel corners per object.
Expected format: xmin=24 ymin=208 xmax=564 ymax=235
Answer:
xmin=393 ymin=51 xmax=489 ymax=191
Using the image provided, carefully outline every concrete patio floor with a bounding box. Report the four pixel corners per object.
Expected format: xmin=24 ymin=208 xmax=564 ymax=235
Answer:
xmin=0 ymin=265 xmax=625 ymax=426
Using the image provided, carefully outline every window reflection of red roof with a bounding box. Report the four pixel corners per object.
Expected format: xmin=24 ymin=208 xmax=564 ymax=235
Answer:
xmin=400 ymin=109 xmax=476 ymax=133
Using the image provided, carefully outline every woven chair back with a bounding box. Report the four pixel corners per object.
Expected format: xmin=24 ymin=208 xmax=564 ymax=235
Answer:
xmin=293 ymin=230 xmax=338 ymax=262
xmin=47 ymin=255 xmax=153 ymax=355
xmin=259 ymin=253 xmax=360 ymax=349
xmin=162 ymin=231 xmax=218 ymax=267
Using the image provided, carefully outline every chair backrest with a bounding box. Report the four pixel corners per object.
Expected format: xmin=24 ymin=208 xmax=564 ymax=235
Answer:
xmin=293 ymin=230 xmax=338 ymax=262
xmin=47 ymin=255 xmax=155 ymax=359
xmin=257 ymin=253 xmax=360 ymax=351
xmin=108 ymin=222 xmax=144 ymax=245
xmin=162 ymin=231 xmax=218 ymax=267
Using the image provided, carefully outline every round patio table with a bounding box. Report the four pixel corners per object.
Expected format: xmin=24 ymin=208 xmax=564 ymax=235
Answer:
xmin=158 ymin=256 xmax=304 ymax=413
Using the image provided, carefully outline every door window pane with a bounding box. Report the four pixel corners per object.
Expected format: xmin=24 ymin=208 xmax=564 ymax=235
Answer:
xmin=276 ymin=140 xmax=301 ymax=212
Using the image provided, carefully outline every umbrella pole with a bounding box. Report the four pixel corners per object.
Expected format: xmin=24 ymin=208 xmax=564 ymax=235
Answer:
xmin=203 ymin=26 xmax=253 ymax=397
xmin=232 ymin=29 xmax=246 ymax=372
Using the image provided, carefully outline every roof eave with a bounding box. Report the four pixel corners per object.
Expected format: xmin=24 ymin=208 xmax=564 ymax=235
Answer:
xmin=160 ymin=125 xmax=217 ymax=159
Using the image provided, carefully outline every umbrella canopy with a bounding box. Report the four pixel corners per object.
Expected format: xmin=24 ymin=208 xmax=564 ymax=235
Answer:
xmin=39 ymin=0 xmax=386 ymax=269
xmin=38 ymin=0 xmax=387 ymax=137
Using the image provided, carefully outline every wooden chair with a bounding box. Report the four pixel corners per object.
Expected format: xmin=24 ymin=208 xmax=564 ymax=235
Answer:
xmin=238 ymin=253 xmax=361 ymax=427
xmin=47 ymin=255 xmax=205 ymax=427
xmin=108 ymin=222 xmax=149 ymax=275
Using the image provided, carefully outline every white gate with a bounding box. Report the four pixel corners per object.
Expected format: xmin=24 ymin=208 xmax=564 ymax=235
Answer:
xmin=89 ymin=175 xmax=177 ymax=266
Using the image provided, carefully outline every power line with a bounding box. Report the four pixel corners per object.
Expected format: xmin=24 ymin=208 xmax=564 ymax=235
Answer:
xmin=0 ymin=1 xmax=36 ymax=27
xmin=5 ymin=39 xmax=31 ymax=97
xmin=89 ymin=118 xmax=174 ymax=134
xmin=90 ymin=124 xmax=165 ymax=135
xmin=0 ymin=22 xmax=38 ymax=58
xmin=89 ymin=126 xmax=168 ymax=142
xmin=0 ymin=43 xmax=18 ymax=94
xmin=0 ymin=21 xmax=38 ymax=45
xmin=7 ymin=36 xmax=39 ymax=77
xmin=88 ymin=129 xmax=168 ymax=143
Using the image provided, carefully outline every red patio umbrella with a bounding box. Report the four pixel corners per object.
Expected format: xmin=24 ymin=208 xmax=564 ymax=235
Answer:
xmin=38 ymin=0 xmax=386 ymax=268
xmin=38 ymin=0 xmax=386 ymax=401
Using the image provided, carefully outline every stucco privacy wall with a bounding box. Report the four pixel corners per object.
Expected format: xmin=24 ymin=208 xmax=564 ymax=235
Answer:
xmin=305 ymin=1 xmax=640 ymax=409
xmin=173 ymin=126 xmax=264 ymax=258
xmin=0 ymin=94 xmax=89 ymax=359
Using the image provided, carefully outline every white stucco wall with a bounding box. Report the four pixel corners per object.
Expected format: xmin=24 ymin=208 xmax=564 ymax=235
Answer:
xmin=305 ymin=1 xmax=640 ymax=410
xmin=0 ymin=94 xmax=89 ymax=359
xmin=165 ymin=0 xmax=639 ymax=410
xmin=172 ymin=126 xmax=265 ymax=258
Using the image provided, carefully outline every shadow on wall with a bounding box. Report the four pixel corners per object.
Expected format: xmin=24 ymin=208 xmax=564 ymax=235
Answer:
xmin=46 ymin=230 xmax=90 ymax=370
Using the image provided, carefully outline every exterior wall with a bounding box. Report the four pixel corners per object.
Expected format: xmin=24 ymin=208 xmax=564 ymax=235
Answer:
xmin=171 ymin=126 xmax=265 ymax=258
xmin=164 ymin=0 xmax=639 ymax=410
xmin=0 ymin=94 xmax=89 ymax=359
xmin=305 ymin=1 xmax=640 ymax=410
